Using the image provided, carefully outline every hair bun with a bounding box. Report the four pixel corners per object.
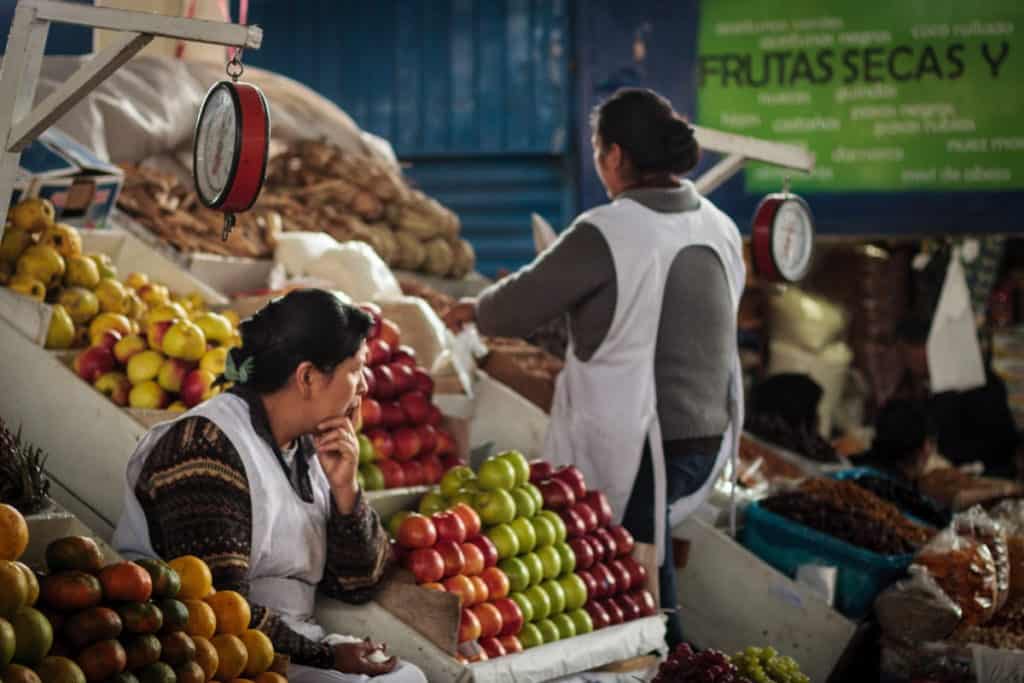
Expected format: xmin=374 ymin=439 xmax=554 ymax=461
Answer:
xmin=664 ymin=118 xmax=696 ymax=152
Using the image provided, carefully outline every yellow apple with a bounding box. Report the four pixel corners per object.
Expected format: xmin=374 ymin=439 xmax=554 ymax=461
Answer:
xmin=113 ymin=334 xmax=148 ymax=364
xmin=94 ymin=278 xmax=131 ymax=315
xmin=124 ymin=272 xmax=149 ymax=290
xmin=94 ymin=371 xmax=131 ymax=406
xmin=39 ymin=223 xmax=82 ymax=259
xmin=0 ymin=227 xmax=34 ymax=264
xmin=167 ymin=401 xmax=188 ymax=413
xmin=138 ymin=282 xmax=170 ymax=307
xmin=129 ymin=380 xmax=168 ymax=409
xmin=146 ymin=319 xmax=175 ymax=351
xmin=199 ymin=346 xmax=228 ymax=376
xmin=16 ymin=244 xmax=65 ymax=288
xmin=88 ymin=312 xmax=132 ymax=345
xmin=194 ymin=312 xmax=234 ymax=345
xmin=163 ymin=320 xmax=207 ymax=361
xmin=221 ymin=310 xmax=241 ymax=328
xmin=64 ymin=254 xmax=101 ymax=289
xmin=158 ymin=357 xmax=196 ymax=393
xmin=87 ymin=252 xmax=118 ymax=280
xmin=10 ymin=197 xmax=55 ymax=233
xmin=8 ymin=274 xmax=46 ymax=301
xmin=125 ymin=291 xmax=147 ymax=322
xmin=45 ymin=304 xmax=75 ymax=350
xmin=58 ymin=287 xmax=100 ymax=325
xmin=145 ymin=302 xmax=188 ymax=327
xmin=127 ymin=349 xmax=165 ymax=384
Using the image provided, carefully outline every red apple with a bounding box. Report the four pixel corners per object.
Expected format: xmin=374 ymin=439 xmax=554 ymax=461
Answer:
xmin=558 ymin=508 xmax=586 ymax=539
xmin=621 ymin=556 xmax=648 ymax=591
xmin=426 ymin=404 xmax=443 ymax=427
xmin=432 ymin=511 xmax=468 ymax=544
xmin=411 ymin=424 xmax=436 ymax=457
xmin=553 ymin=465 xmax=587 ymax=500
xmin=452 ymin=503 xmax=482 ymax=539
xmin=180 ymin=368 xmax=215 ymax=408
xmin=446 ymin=575 xmax=476 ymax=608
xmin=397 ymin=513 xmax=437 ymax=549
xmin=591 ymin=562 xmax=616 ymax=598
xmin=498 ymin=635 xmax=523 ymax=654
xmin=74 ymin=346 xmax=115 ymax=382
xmin=441 ymin=454 xmax=463 ymax=473
xmin=631 ymin=589 xmax=657 ymax=617
xmin=572 ymin=502 xmax=599 ymax=534
xmin=529 ymin=459 xmax=554 ymax=483
xmin=94 ymin=371 xmax=131 ymax=407
xmin=576 ymin=570 xmax=598 ymax=601
xmin=93 ymin=329 xmax=122 ymax=351
xmin=358 ymin=304 xmax=382 ymax=340
xmin=367 ymin=428 xmax=394 ymax=459
xmin=465 ymin=535 xmax=499 ymax=568
xmin=393 ymin=427 xmax=422 ymax=461
xmin=389 ymin=363 xmax=415 ymax=394
xmin=146 ymin=320 xmax=174 ymax=351
xmin=592 ymin=528 xmax=619 ymax=564
xmin=405 ymin=547 xmax=444 ymax=583
xmin=412 ymin=368 xmax=434 ymax=396
xmin=568 ymin=537 xmax=596 ymax=570
xmin=435 ymin=539 xmax=466 ymax=578
xmin=361 ymin=366 xmax=376 ymax=396
xmin=479 ymin=637 xmax=506 ymax=659
xmin=381 ymin=401 xmax=407 ymax=428
xmin=401 ymin=459 xmax=425 ymax=486
xmin=368 ymin=338 xmax=392 ymax=366
xmin=538 ymin=478 xmax=576 ymax=510
xmin=380 ymin=318 xmax=401 ymax=349
xmin=615 ymin=593 xmax=641 ymax=622
xmin=399 ymin=391 xmax=431 ymax=425
xmin=471 ymin=602 xmax=504 ymax=639
xmin=460 ymin=542 xmax=485 ymax=576
xmin=378 ymin=458 xmax=406 ymax=488
xmin=372 ymin=364 xmax=397 ymax=399
xmin=360 ymin=398 xmax=383 ymax=427
xmin=435 ymin=429 xmax=456 ymax=456
xmin=609 ymin=525 xmax=635 ymax=557
xmin=601 ymin=598 xmax=625 ymax=625
xmin=392 ymin=345 xmax=417 ymax=367
xmin=608 ymin=560 xmax=632 ymax=596
xmin=584 ymin=600 xmax=611 ymax=630
xmin=421 ymin=454 xmax=444 ymax=485
xmin=458 ymin=607 xmax=480 ymax=643
xmin=480 ymin=567 xmax=511 ymax=601
xmin=492 ymin=597 xmax=524 ymax=637
xmin=583 ymin=491 xmax=614 ymax=528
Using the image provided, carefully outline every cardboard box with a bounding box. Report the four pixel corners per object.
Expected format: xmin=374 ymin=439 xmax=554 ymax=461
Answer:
xmin=18 ymin=128 xmax=124 ymax=230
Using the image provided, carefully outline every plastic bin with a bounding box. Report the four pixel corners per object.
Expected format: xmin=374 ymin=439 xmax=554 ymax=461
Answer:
xmin=740 ymin=501 xmax=913 ymax=619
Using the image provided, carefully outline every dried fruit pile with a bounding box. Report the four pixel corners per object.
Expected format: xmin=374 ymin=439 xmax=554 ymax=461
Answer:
xmin=117 ymin=141 xmax=475 ymax=278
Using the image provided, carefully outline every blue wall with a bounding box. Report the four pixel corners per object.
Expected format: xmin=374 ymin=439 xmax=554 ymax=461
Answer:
xmin=0 ymin=0 xmax=92 ymax=56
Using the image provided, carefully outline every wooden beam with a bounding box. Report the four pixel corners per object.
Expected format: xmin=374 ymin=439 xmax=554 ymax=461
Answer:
xmin=694 ymin=152 xmax=747 ymax=196
xmin=695 ymin=125 xmax=815 ymax=173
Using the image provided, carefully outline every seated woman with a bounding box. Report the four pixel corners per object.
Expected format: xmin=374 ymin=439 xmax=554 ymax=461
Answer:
xmin=113 ymin=289 xmax=425 ymax=682
xmin=861 ymin=398 xmax=935 ymax=486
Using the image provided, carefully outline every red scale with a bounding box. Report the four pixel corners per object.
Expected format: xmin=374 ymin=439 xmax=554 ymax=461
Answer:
xmin=751 ymin=191 xmax=815 ymax=283
xmin=193 ymin=62 xmax=270 ymax=240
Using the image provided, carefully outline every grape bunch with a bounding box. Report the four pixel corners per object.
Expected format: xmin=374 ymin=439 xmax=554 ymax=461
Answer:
xmin=652 ymin=643 xmax=752 ymax=683
xmin=731 ymin=647 xmax=810 ymax=683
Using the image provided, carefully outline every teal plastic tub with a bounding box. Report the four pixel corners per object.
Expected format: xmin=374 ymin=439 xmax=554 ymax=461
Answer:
xmin=740 ymin=501 xmax=913 ymax=619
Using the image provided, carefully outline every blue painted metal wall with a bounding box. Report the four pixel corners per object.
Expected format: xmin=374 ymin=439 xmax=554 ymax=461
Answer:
xmin=246 ymin=0 xmax=573 ymax=275
xmin=0 ymin=0 xmax=92 ymax=55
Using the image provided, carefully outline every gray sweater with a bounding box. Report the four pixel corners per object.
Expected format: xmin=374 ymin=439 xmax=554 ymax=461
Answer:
xmin=476 ymin=184 xmax=735 ymax=441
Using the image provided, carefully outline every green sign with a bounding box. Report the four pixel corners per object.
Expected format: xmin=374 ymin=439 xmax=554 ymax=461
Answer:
xmin=697 ymin=1 xmax=1024 ymax=192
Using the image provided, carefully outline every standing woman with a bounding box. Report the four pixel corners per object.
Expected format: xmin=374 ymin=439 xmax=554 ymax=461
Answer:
xmin=114 ymin=289 xmax=426 ymax=682
xmin=445 ymin=89 xmax=745 ymax=648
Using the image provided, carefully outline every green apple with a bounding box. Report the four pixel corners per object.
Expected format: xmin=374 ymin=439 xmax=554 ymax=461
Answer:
xmin=418 ymin=491 xmax=448 ymax=516
xmin=499 ymin=557 xmax=530 ymax=593
xmin=567 ymin=608 xmax=594 ymax=636
xmin=536 ymin=545 xmax=562 ymax=580
xmin=524 ymin=585 xmax=552 ymax=621
xmin=473 ymin=489 xmax=517 ymax=525
xmin=451 ymin=490 xmax=477 ymax=508
xmin=510 ymin=486 xmax=538 ymax=520
xmin=497 ymin=450 xmax=530 ymax=487
xmin=521 ymin=552 xmax=544 ymax=587
xmin=551 ymin=613 xmax=576 ymax=640
xmin=486 ymin=522 xmax=521 ymax=560
xmin=529 ymin=515 xmax=557 ymax=549
xmin=558 ymin=573 xmax=588 ymax=611
xmin=510 ymin=591 xmax=535 ymax=623
xmin=509 ymin=517 xmax=537 ymax=554
xmin=524 ymin=482 xmax=544 ymax=513
xmin=554 ymin=542 xmax=576 ymax=576
xmin=478 ymin=457 xmax=517 ymax=491
xmin=387 ymin=510 xmax=413 ymax=538
xmin=360 ymin=463 xmax=385 ymax=491
xmin=519 ymin=622 xmax=543 ymax=649
xmin=440 ymin=465 xmax=476 ymax=498
xmin=538 ymin=510 xmax=567 ymax=544
xmin=541 ymin=579 xmax=566 ymax=615
xmin=535 ymin=618 xmax=560 ymax=644
xmin=358 ymin=434 xmax=376 ymax=465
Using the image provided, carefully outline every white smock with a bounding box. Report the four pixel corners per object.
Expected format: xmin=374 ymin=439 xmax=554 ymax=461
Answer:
xmin=544 ymin=190 xmax=746 ymax=566
xmin=113 ymin=393 xmax=425 ymax=683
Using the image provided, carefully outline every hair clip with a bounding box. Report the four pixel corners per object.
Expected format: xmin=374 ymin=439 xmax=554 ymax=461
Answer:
xmin=224 ymin=352 xmax=255 ymax=385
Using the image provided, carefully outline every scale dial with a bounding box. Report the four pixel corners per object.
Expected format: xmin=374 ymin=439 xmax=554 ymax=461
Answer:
xmin=195 ymin=85 xmax=237 ymax=205
xmin=752 ymin=193 xmax=815 ymax=283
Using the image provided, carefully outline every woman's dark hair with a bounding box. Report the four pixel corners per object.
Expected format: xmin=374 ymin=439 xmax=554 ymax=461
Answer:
xmin=590 ymin=88 xmax=700 ymax=180
xmin=228 ymin=289 xmax=371 ymax=394
xmin=872 ymin=399 xmax=933 ymax=464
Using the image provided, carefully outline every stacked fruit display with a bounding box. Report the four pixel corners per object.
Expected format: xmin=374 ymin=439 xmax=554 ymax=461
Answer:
xmin=0 ymin=506 xmax=286 ymax=683
xmin=652 ymin=644 xmax=750 ymax=683
xmin=527 ymin=460 xmax=656 ymax=632
xmin=355 ymin=303 xmax=459 ymax=491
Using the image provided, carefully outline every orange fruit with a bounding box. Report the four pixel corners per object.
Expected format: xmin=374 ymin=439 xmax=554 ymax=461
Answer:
xmin=45 ymin=537 xmax=104 ymax=573
xmin=14 ymin=562 xmax=39 ymax=606
xmin=210 ymin=634 xmax=247 ymax=681
xmin=0 ymin=560 xmax=29 ymax=618
xmin=204 ymin=592 xmax=250 ymax=636
xmin=39 ymin=571 xmax=103 ymax=612
xmin=157 ymin=599 xmax=189 ymax=634
xmin=123 ymin=634 xmax=162 ymax=670
xmin=183 ymin=600 xmax=217 ymax=639
xmin=238 ymin=630 xmax=272 ymax=677
xmin=0 ymin=504 xmax=28 ymax=561
xmin=176 ymin=661 xmax=206 ymax=683
xmin=36 ymin=655 xmax=87 ymax=683
xmin=135 ymin=559 xmax=181 ymax=599
xmin=254 ymin=673 xmax=286 ymax=683
xmin=4 ymin=663 xmax=43 ymax=683
xmin=76 ymin=638 xmax=127 ymax=682
xmin=12 ymin=606 xmax=54 ymax=666
xmin=227 ymin=679 xmax=254 ymax=683
xmin=192 ymin=636 xmax=219 ymax=682
xmin=168 ymin=557 xmax=212 ymax=601
xmin=99 ymin=562 xmax=153 ymax=603
xmin=159 ymin=631 xmax=196 ymax=667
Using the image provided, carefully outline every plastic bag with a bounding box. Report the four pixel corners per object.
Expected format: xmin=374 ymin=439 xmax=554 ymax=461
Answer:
xmin=954 ymin=507 xmax=1011 ymax=615
xmin=875 ymin=565 xmax=963 ymax=642
xmin=768 ymin=286 xmax=849 ymax=352
xmin=305 ymin=242 xmax=402 ymax=302
xmin=914 ymin=524 xmax=1000 ymax=627
xmin=274 ymin=232 xmax=341 ymax=278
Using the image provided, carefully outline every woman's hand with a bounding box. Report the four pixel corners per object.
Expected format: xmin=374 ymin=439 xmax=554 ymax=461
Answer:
xmin=332 ymin=639 xmax=397 ymax=676
xmin=442 ymin=298 xmax=478 ymax=332
xmin=314 ymin=416 xmax=360 ymax=513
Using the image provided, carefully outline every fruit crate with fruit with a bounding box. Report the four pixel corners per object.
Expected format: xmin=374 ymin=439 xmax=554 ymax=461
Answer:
xmin=372 ymin=452 xmax=666 ymax=681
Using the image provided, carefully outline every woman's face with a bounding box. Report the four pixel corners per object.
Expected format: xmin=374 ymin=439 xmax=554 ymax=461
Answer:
xmin=309 ymin=341 xmax=369 ymax=426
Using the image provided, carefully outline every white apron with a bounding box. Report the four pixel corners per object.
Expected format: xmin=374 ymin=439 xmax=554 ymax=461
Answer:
xmin=113 ymin=394 xmax=425 ymax=683
xmin=544 ymin=190 xmax=746 ymax=566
